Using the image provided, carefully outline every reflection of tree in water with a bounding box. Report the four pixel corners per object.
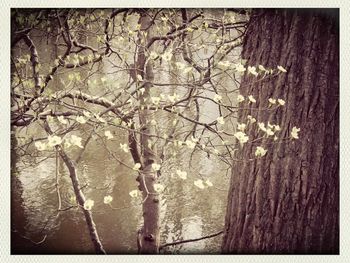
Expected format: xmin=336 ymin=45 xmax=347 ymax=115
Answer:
xmin=158 ymin=146 xmax=228 ymax=254
xmin=11 ymin=134 xmax=29 ymax=253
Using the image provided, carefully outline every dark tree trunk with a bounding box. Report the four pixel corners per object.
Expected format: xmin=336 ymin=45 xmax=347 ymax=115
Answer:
xmin=222 ymin=9 xmax=339 ymax=254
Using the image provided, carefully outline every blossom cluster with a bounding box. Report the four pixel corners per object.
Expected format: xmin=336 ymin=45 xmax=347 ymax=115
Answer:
xmin=35 ymin=134 xmax=84 ymax=151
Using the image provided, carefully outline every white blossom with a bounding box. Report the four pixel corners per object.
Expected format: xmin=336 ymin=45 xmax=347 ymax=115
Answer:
xmin=70 ymin=135 xmax=84 ymax=148
xmin=48 ymin=135 xmax=62 ymax=147
xmin=274 ymin=125 xmax=281 ymax=131
xmin=194 ymin=179 xmax=205 ymax=189
xmin=175 ymin=140 xmax=183 ymax=147
xmin=138 ymin=87 xmax=145 ymax=95
xmin=258 ymin=122 xmax=267 ymax=132
xmin=46 ymin=115 xmax=55 ymax=123
xmin=248 ymin=66 xmax=258 ymax=76
xmin=83 ymin=111 xmax=91 ymax=118
xmin=278 ymin=99 xmax=286 ymax=106
xmin=150 ymin=119 xmax=157 ymax=126
xmin=205 ymin=179 xmax=213 ymax=187
xmin=247 ymin=115 xmax=256 ymax=124
xmin=120 ymin=143 xmax=129 ymax=153
xmin=255 ymin=146 xmax=268 ymax=157
xmin=291 ymin=126 xmax=300 ymax=139
xmin=151 ymin=96 xmax=161 ymax=105
xmin=248 ymin=95 xmax=256 ymax=103
xmin=162 ymin=50 xmax=173 ymax=61
xmin=168 ymin=93 xmax=180 ymax=103
xmin=237 ymin=94 xmax=245 ymax=103
xmin=258 ymin=65 xmax=267 ymax=71
xmin=277 ymin=65 xmax=287 ymax=73
xmin=268 ymin=98 xmax=276 ymax=104
xmin=218 ymin=60 xmax=231 ymax=69
xmin=152 ymin=163 xmax=161 ymax=171
xmin=104 ymin=130 xmax=114 ymax=139
xmin=235 ymin=63 xmax=246 ymax=72
xmin=35 ymin=141 xmax=47 ymax=151
xmin=83 ymin=199 xmax=94 ymax=210
xmin=133 ymin=163 xmax=141 ymax=171
xmin=217 ymin=116 xmax=225 ymax=125
xmin=234 ymin=131 xmax=249 ymax=145
xmin=237 ymin=123 xmax=246 ymax=131
xmin=154 ymin=183 xmax=165 ymax=193
xmin=103 ymin=195 xmax=113 ymax=204
xmin=185 ymin=140 xmax=196 ymax=149
xmin=213 ymin=94 xmax=222 ymax=103
xmin=129 ymin=190 xmax=140 ymax=198
xmin=136 ymin=74 xmax=143 ymax=82
xmin=266 ymin=128 xmax=274 ymax=136
xmin=95 ymin=114 xmax=106 ymax=123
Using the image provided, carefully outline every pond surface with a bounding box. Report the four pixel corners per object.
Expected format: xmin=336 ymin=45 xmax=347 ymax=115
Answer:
xmin=10 ymin=10 xmax=241 ymax=253
xmin=11 ymin=127 xmax=230 ymax=254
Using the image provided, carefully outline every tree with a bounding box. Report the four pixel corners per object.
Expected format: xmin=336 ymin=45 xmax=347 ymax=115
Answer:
xmin=221 ymin=9 xmax=339 ymax=254
xmin=11 ymin=8 xmax=292 ymax=254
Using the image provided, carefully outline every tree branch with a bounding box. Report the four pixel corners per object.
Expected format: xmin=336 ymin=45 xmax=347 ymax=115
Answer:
xmin=159 ymin=230 xmax=223 ymax=250
xmin=43 ymin=122 xmax=106 ymax=255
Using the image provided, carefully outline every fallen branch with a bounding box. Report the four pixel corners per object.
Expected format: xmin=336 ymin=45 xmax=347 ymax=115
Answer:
xmin=159 ymin=230 xmax=223 ymax=250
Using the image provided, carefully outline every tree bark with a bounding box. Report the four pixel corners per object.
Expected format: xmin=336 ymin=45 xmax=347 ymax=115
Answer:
xmin=135 ymin=11 xmax=161 ymax=254
xmin=42 ymin=124 xmax=106 ymax=254
xmin=222 ymin=9 xmax=339 ymax=254
xmin=58 ymin=149 xmax=106 ymax=254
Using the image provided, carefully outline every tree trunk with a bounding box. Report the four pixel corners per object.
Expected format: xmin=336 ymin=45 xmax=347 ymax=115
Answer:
xmin=222 ymin=9 xmax=339 ymax=254
xmin=135 ymin=11 xmax=161 ymax=254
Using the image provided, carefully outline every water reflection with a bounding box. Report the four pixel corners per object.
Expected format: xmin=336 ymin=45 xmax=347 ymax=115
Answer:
xmin=11 ymin=9 xmax=237 ymax=254
xmin=12 ymin=127 xmax=229 ymax=254
xmin=11 ymin=55 xmax=231 ymax=253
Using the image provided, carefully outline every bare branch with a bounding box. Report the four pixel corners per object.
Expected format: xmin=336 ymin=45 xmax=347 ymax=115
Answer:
xmin=159 ymin=230 xmax=223 ymax=250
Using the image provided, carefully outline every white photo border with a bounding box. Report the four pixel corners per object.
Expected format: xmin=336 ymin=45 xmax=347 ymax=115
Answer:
xmin=1 ymin=1 xmax=349 ymax=262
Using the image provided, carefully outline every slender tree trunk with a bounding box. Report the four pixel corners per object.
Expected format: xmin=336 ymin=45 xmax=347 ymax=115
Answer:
xmin=135 ymin=11 xmax=161 ymax=254
xmin=58 ymin=149 xmax=106 ymax=254
xmin=222 ymin=9 xmax=339 ymax=254
xmin=42 ymin=124 xmax=106 ymax=254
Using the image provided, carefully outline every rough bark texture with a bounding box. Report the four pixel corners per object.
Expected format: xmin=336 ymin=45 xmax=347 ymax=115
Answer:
xmin=222 ymin=9 xmax=339 ymax=254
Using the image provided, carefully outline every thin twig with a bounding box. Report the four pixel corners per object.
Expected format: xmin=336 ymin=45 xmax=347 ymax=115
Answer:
xmin=159 ymin=230 xmax=224 ymax=250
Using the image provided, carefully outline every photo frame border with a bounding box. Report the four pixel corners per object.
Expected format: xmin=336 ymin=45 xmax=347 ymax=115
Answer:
xmin=1 ymin=1 xmax=349 ymax=262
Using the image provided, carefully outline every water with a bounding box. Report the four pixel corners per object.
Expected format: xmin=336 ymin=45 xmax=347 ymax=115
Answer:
xmin=11 ymin=9 xmax=244 ymax=254
xmin=11 ymin=129 xmax=229 ymax=254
